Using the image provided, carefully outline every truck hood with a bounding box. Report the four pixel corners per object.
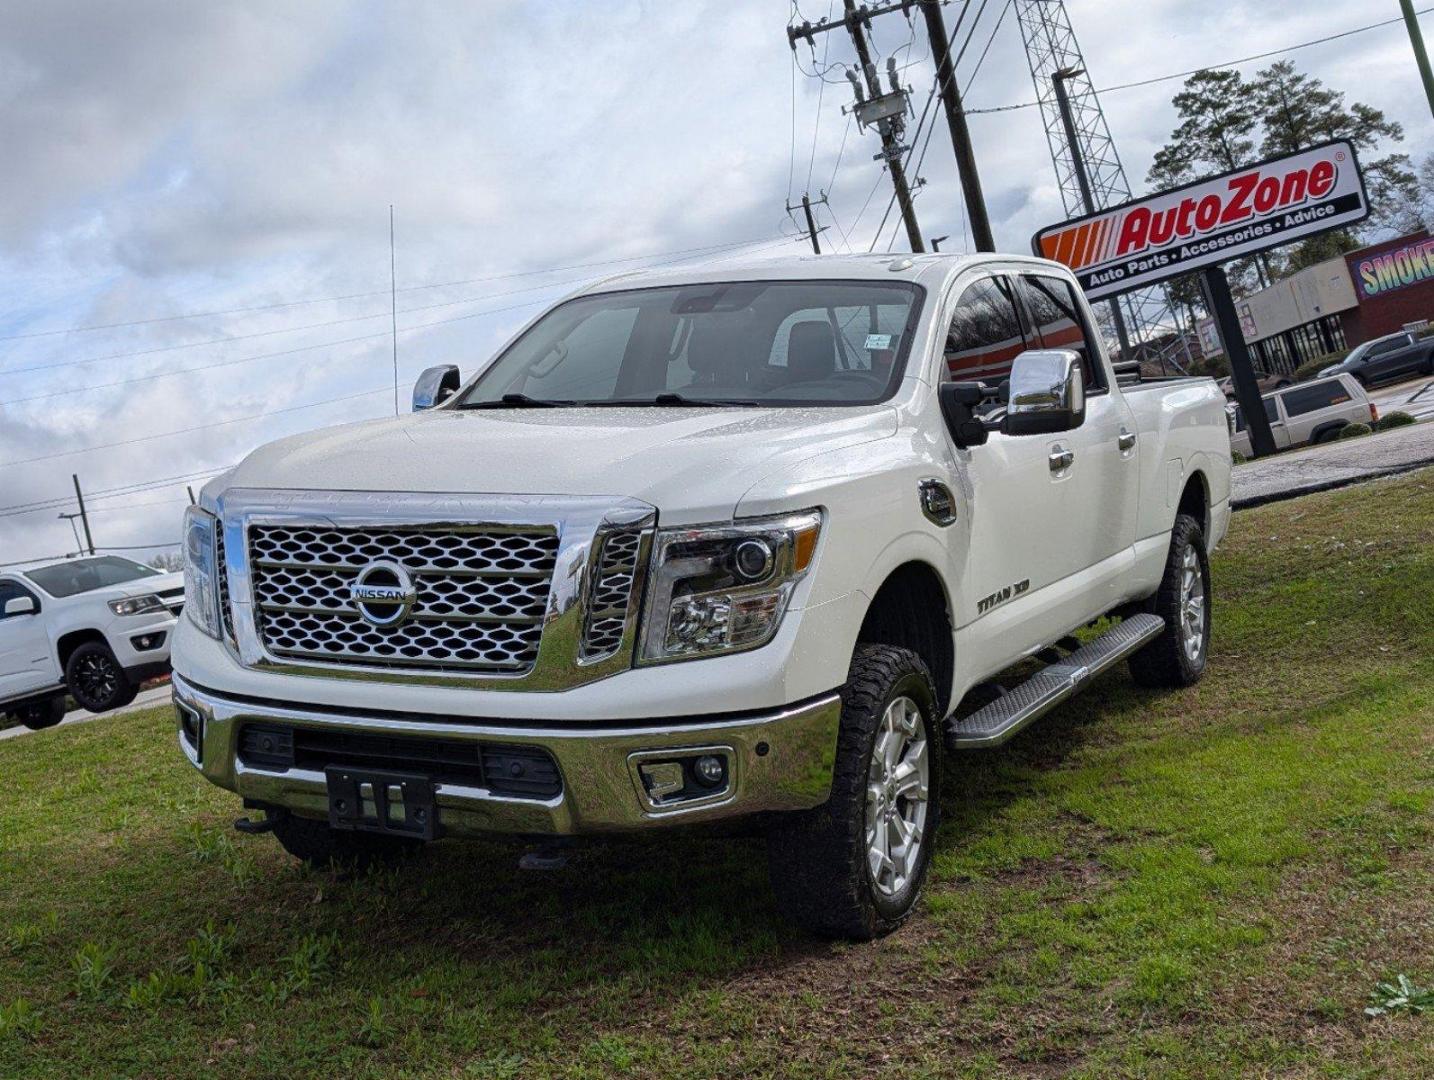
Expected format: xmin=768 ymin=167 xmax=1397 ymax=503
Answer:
xmin=226 ymin=406 xmax=899 ymax=523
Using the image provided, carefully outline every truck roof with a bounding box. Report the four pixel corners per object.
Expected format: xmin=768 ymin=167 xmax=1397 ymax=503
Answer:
xmin=577 ymin=251 xmax=1064 ymax=297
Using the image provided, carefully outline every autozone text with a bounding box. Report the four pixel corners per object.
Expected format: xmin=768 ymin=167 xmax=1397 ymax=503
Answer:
xmin=1032 ymin=141 xmax=1368 ymax=301
xmin=1112 ymin=160 xmax=1336 ymax=260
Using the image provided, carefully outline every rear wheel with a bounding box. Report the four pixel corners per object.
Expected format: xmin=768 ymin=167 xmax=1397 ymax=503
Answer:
xmin=270 ymin=813 xmax=423 ymax=871
xmin=767 ymin=644 xmax=941 ymax=940
xmin=1128 ymin=513 xmax=1210 ymax=689
xmin=14 ymin=696 xmax=65 ymax=731
xmin=65 ymin=642 xmax=137 ymax=713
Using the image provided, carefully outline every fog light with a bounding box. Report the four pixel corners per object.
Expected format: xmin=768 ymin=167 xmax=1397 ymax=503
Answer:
xmin=693 ymin=754 xmax=726 ymax=787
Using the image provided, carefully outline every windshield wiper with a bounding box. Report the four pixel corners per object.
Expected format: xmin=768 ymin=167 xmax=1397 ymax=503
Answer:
xmin=460 ymin=393 xmax=574 ymax=409
xmin=596 ymin=392 xmax=766 ymax=408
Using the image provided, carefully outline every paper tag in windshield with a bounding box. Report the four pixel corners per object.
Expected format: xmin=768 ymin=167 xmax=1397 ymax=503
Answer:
xmin=864 ymin=333 xmax=893 ymax=350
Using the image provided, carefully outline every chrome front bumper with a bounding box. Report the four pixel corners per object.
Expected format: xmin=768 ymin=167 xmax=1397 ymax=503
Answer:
xmin=172 ymin=673 xmax=841 ymax=835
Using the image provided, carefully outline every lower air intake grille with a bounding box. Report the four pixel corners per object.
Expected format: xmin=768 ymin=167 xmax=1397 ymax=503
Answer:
xmin=238 ymin=725 xmax=562 ymax=800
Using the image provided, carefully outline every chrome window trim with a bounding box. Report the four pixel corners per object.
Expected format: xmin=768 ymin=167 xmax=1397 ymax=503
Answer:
xmin=207 ymin=488 xmax=656 ymax=691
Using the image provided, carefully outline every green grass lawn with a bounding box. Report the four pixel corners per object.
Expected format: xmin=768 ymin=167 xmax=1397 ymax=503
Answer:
xmin=2 ymin=470 xmax=1432 ymax=1079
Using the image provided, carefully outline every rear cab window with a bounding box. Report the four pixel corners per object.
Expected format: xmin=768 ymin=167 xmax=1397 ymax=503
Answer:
xmin=1016 ymin=274 xmax=1107 ymax=392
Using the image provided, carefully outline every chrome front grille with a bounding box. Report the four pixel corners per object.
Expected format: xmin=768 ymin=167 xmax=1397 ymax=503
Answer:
xmin=215 ymin=526 xmax=235 ymax=643
xmin=248 ymin=525 xmax=559 ymax=673
xmin=581 ymin=529 xmax=644 ymax=661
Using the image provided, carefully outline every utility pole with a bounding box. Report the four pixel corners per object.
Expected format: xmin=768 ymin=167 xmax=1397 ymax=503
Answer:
xmin=1202 ymin=268 xmax=1276 ymax=458
xmin=389 ymin=204 xmax=399 ymax=417
xmin=71 ymin=473 xmax=95 ymax=555
xmin=790 ymin=0 xmax=924 ymax=252
xmin=1053 ymin=66 xmax=1134 ymax=361
xmin=917 ymin=0 xmax=994 ymax=252
xmin=787 ymin=192 xmax=830 ymax=253
xmin=1402 ymin=0 xmax=1434 ymax=121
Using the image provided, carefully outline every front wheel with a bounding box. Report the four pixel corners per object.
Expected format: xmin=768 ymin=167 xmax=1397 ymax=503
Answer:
xmin=767 ymin=644 xmax=942 ymax=940
xmin=14 ymin=696 xmax=66 ymax=731
xmin=1128 ymin=513 xmax=1211 ymax=688
xmin=65 ymin=642 xmax=137 ymax=713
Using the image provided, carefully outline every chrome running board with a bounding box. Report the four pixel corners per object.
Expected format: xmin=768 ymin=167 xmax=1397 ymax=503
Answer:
xmin=945 ymin=614 xmax=1165 ymax=750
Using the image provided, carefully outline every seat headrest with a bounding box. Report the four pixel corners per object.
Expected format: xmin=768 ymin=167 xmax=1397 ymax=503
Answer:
xmin=787 ymin=320 xmax=836 ymax=381
xmin=685 ymin=316 xmax=753 ymax=383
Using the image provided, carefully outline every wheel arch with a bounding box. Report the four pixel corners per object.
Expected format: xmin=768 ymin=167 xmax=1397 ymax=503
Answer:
xmin=1177 ymin=469 xmax=1211 ymax=539
xmin=56 ymin=628 xmax=108 ymax=670
xmin=1309 ymin=419 xmax=1349 ymax=445
xmin=855 ymin=560 xmax=955 ymax=716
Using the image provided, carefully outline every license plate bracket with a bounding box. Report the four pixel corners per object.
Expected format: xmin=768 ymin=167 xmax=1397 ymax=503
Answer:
xmin=325 ymin=766 xmax=438 ymax=840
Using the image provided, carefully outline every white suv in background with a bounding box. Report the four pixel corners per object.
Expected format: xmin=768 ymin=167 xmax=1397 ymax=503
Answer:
xmin=1229 ymin=373 xmax=1378 ymax=458
xmin=0 ymin=555 xmax=183 ymax=730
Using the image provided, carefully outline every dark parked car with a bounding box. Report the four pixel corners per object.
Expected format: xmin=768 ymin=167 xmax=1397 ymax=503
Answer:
xmin=1318 ymin=331 xmax=1434 ymax=387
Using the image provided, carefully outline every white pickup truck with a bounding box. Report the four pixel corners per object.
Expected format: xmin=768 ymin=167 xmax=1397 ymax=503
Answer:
xmin=173 ymin=253 xmax=1231 ymax=938
xmin=2 ymin=555 xmax=183 ymax=729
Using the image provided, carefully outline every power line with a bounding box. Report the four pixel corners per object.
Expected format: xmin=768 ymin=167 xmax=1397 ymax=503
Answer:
xmin=967 ymin=8 xmax=1432 ymax=115
xmin=1 ymin=235 xmax=807 ymax=468
xmin=0 ymin=388 xmax=388 ymax=470
xmin=869 ymin=0 xmax=994 ymax=251
xmin=7 ymin=236 xmax=800 ymax=397
xmin=0 ymin=467 xmax=234 ymax=520
xmin=4 ymin=237 xmax=779 ymax=378
xmin=0 ymin=237 xmax=786 ymax=345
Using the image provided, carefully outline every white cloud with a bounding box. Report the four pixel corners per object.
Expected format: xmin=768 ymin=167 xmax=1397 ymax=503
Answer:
xmin=1 ymin=0 xmax=1429 ymax=561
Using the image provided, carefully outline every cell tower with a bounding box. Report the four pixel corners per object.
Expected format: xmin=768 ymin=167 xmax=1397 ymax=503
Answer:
xmin=1015 ymin=0 xmax=1190 ymax=370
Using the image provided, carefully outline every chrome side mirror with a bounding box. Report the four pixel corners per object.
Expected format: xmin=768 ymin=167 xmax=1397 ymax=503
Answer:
xmin=4 ymin=596 xmax=36 ymax=616
xmin=412 ymin=365 xmax=461 ymax=411
xmin=1003 ymin=349 xmax=1085 ymax=436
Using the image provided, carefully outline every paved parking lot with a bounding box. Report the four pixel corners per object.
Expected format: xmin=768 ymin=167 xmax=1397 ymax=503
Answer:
xmin=1232 ymin=420 xmax=1434 ymax=508
xmin=1369 ymin=374 xmax=1434 ymax=422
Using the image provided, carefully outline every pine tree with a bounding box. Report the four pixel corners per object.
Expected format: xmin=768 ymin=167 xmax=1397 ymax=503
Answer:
xmin=1251 ymin=60 xmax=1408 ymax=271
xmin=1145 ymin=69 xmax=1265 ymax=305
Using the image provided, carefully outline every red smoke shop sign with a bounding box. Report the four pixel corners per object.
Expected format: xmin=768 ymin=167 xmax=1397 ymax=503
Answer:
xmin=1033 ymin=140 xmax=1368 ymax=301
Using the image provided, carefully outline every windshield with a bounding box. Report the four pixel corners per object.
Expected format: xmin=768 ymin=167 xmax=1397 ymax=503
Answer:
xmin=23 ymin=556 xmax=161 ymax=598
xmin=1342 ymin=341 xmax=1373 ymax=365
xmin=456 ymin=279 xmax=924 ymax=408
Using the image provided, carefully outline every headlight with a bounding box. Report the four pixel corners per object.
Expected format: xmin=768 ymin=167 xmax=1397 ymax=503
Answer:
xmin=108 ymin=595 xmax=167 ymax=617
xmin=182 ymin=506 xmax=222 ymax=640
xmin=639 ymin=511 xmax=821 ymax=664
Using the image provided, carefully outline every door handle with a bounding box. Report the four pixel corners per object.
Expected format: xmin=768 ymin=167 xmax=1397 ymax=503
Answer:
xmin=1048 ymin=448 xmax=1074 ymax=472
xmin=1118 ymin=430 xmax=1136 ymax=452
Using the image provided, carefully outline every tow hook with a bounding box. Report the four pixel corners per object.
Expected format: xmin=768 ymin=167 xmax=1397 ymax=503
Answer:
xmin=234 ymin=801 xmax=288 ymax=834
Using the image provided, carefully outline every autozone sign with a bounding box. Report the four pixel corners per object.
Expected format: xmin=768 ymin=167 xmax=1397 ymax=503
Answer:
xmin=1032 ymin=141 xmax=1368 ymax=301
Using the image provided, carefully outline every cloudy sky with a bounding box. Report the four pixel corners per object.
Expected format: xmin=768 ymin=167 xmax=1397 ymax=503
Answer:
xmin=1 ymin=0 xmax=1428 ymax=564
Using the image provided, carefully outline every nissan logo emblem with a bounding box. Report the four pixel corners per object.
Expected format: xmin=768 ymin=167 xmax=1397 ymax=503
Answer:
xmin=349 ymin=560 xmax=417 ymax=627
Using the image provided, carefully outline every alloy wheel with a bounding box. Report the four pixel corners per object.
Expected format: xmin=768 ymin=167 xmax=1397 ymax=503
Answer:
xmin=1180 ymin=546 xmax=1206 ymax=663
xmin=864 ymin=695 xmax=930 ymax=898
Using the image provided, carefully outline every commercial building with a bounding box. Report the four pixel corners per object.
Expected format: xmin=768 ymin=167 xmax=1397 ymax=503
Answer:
xmin=1196 ymin=230 xmax=1434 ymax=373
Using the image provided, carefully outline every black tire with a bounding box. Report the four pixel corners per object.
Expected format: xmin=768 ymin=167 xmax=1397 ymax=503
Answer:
xmin=1128 ymin=513 xmax=1211 ymax=689
xmin=64 ymin=642 xmax=137 ymax=713
xmin=270 ymin=812 xmax=423 ymax=871
xmin=15 ymin=696 xmax=66 ymax=731
xmin=1312 ymin=423 xmax=1346 ymax=445
xmin=767 ymin=644 xmax=942 ymax=940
